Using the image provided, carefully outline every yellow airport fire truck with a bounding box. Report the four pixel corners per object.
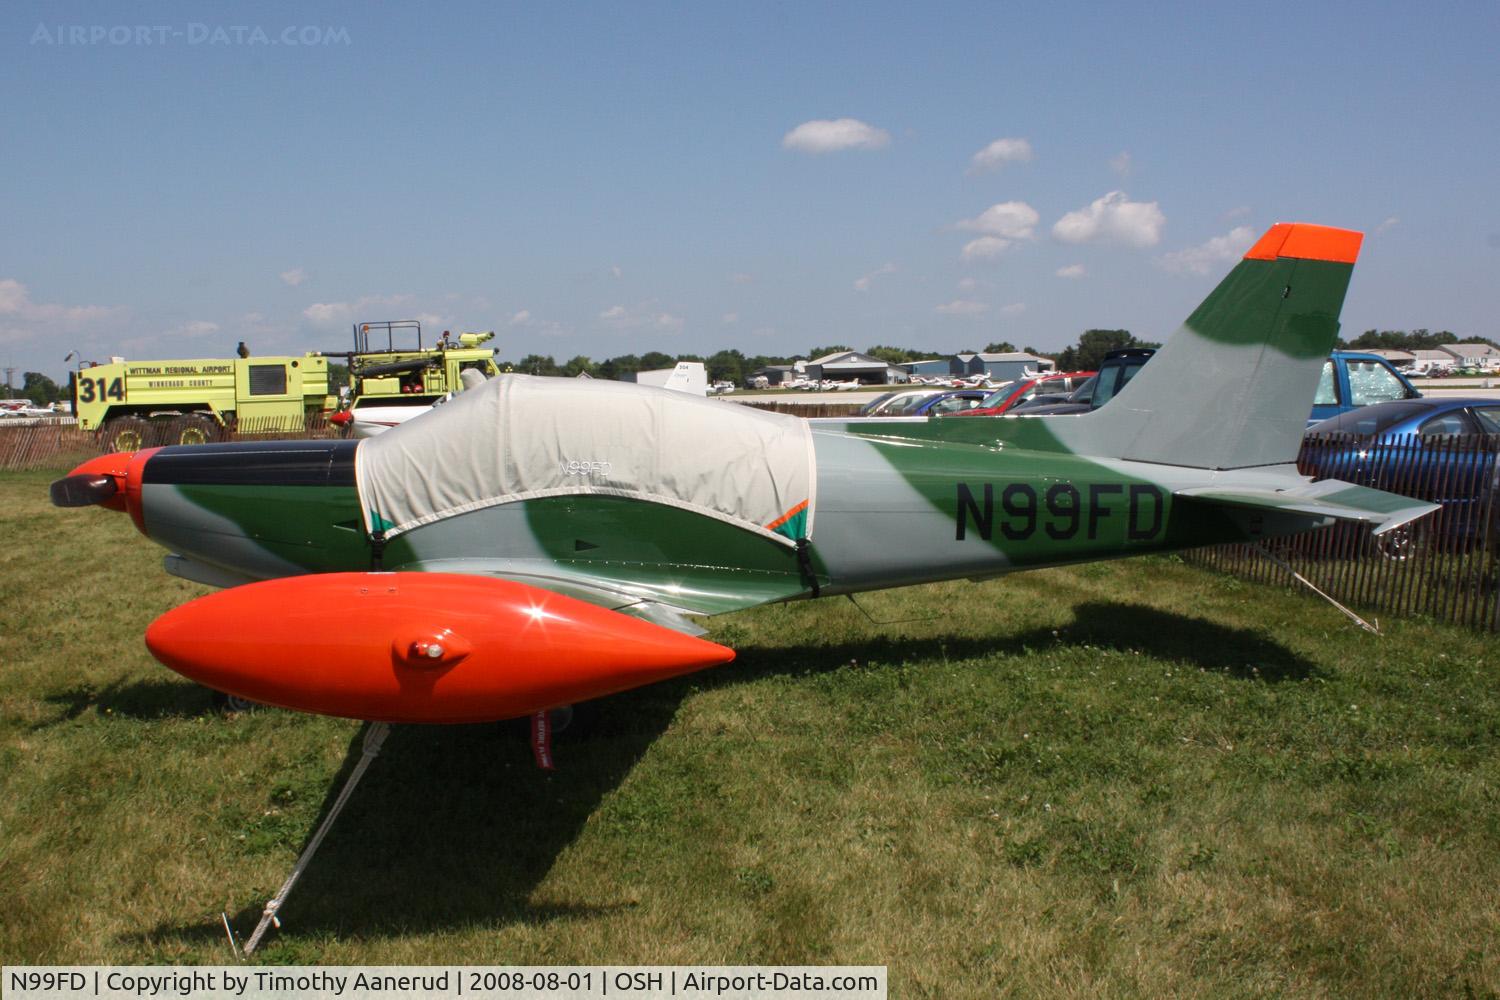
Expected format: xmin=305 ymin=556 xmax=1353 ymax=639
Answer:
xmin=71 ymin=354 xmax=332 ymax=452
xmin=330 ymin=321 xmax=499 ymax=435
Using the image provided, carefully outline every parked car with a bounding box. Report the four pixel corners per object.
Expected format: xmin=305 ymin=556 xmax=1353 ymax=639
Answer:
xmin=1307 ymin=351 xmax=1422 ymax=424
xmin=941 ymin=371 xmax=1096 ymax=418
xmin=859 ymin=388 xmax=946 ymax=416
xmin=1007 ymin=391 xmax=1074 ymax=412
xmin=1305 ymin=397 xmax=1500 ymax=439
xmin=906 ymin=389 xmax=988 ymax=416
xmin=1303 ymin=397 xmax=1500 ymax=549
xmin=1015 ymin=349 xmax=1156 ymax=415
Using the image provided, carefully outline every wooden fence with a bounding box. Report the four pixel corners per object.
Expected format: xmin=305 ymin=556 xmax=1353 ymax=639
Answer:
xmin=0 ymin=414 xmax=342 ymax=472
xmin=0 ymin=421 xmax=99 ymax=472
xmin=1186 ymin=432 xmax=1500 ymax=631
xmin=732 ymin=401 xmax=868 ymax=418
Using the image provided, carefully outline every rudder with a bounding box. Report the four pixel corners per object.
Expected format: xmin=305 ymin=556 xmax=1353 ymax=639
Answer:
xmin=1064 ymin=222 xmax=1362 ymax=470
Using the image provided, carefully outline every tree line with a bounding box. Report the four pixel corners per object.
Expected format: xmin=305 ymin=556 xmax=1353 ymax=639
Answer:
xmin=1339 ymin=329 xmax=1498 ymax=352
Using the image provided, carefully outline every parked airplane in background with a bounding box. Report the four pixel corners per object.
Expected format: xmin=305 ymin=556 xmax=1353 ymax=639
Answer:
xmin=54 ymin=221 xmax=1432 ymax=726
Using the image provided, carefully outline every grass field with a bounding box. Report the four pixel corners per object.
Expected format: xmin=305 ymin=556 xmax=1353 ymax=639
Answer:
xmin=2 ymin=466 xmax=1498 ymax=997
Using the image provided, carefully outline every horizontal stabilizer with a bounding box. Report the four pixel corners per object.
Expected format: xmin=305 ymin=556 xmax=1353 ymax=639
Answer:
xmin=1175 ymin=480 xmax=1438 ymax=536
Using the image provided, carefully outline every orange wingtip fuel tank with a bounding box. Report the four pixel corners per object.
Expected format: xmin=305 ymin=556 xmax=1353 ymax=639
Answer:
xmin=145 ymin=572 xmax=736 ymax=723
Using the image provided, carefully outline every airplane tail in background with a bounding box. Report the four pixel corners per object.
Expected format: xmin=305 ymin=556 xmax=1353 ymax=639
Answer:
xmin=1068 ymin=223 xmax=1363 ymax=471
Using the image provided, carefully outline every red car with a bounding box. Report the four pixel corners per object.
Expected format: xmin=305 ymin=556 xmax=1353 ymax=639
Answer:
xmin=942 ymin=371 xmax=1096 ymax=417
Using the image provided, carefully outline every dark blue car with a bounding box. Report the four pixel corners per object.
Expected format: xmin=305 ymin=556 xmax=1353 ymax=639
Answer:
xmin=1306 ymin=397 xmax=1500 ymax=438
xmin=905 ymin=389 xmax=987 ymax=416
xmin=1303 ymin=397 xmax=1500 ymax=548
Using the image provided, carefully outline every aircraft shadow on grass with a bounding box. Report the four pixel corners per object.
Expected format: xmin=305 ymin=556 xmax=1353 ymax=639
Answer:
xmin=716 ymin=599 xmax=1319 ymax=687
xmin=124 ymin=598 xmax=1315 ymax=954
xmin=40 ymin=677 xmax=224 ymax=726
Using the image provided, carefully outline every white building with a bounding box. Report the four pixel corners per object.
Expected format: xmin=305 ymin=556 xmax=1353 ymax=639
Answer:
xmin=1437 ymin=344 xmax=1500 ymax=370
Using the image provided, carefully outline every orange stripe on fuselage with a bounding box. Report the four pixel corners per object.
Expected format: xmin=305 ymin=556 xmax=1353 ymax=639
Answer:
xmin=766 ymin=498 xmax=809 ymax=531
xmin=1244 ymin=223 xmax=1362 ymax=264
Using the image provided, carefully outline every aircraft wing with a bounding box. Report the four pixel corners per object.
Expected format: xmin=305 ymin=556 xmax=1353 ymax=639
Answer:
xmin=1173 ymin=480 xmax=1438 ymax=536
xmin=392 ymin=558 xmax=777 ymax=636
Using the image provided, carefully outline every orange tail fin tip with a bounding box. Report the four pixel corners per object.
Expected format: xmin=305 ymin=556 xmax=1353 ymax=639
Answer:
xmin=1244 ymin=223 xmax=1363 ymax=264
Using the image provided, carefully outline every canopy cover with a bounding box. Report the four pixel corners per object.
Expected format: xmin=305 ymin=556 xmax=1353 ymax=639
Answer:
xmin=355 ymin=374 xmax=816 ymax=546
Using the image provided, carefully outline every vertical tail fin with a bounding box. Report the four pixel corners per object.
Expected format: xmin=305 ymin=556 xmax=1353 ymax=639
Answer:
xmin=1067 ymin=223 xmax=1363 ymax=470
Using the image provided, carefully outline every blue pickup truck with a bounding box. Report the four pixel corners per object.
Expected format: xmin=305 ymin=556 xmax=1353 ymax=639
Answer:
xmin=1308 ymin=351 xmax=1422 ymax=424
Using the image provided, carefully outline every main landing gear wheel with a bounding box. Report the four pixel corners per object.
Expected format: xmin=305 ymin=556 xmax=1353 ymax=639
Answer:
xmin=502 ymin=702 xmax=594 ymax=739
xmin=172 ymin=413 xmax=223 ymax=446
xmin=211 ymin=690 xmax=266 ymax=714
xmin=99 ymin=415 xmax=153 ymax=453
xmin=1375 ymin=525 xmax=1417 ymax=562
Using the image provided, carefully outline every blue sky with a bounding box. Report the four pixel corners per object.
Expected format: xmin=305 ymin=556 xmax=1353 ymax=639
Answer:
xmin=3 ymin=1 xmax=1497 ymax=382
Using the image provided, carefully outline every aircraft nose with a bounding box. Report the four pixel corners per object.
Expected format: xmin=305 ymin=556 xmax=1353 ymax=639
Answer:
xmin=50 ymin=448 xmax=159 ymax=533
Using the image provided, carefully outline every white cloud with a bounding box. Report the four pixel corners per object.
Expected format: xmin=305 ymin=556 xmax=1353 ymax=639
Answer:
xmin=782 ymin=118 xmax=891 ymax=154
xmin=967 ymin=137 xmax=1033 ymax=174
xmin=1110 ymin=151 xmax=1133 ymax=176
xmin=935 ymin=299 xmax=989 ymax=316
xmin=957 ymin=201 xmax=1040 ymax=239
xmin=957 ymin=277 xmax=979 ymax=291
xmin=1052 ymin=191 xmax=1165 ymax=247
xmin=1056 ymin=264 xmax=1087 ymax=279
xmin=730 ymin=272 xmax=754 ymax=285
xmin=1377 ymin=215 xmax=1400 ymax=234
xmin=1158 ymin=226 xmax=1256 ymax=275
xmin=610 ymin=265 xmax=623 ymax=279
xmin=172 ymin=320 xmax=220 ymax=338
xmin=503 ymin=311 xmax=570 ymax=338
xmin=0 ymin=280 xmax=25 ymax=314
xmin=229 ymin=311 xmax=284 ymax=342
xmin=962 ymin=237 xmax=1013 ymax=260
xmin=955 ymin=201 xmax=1040 ymax=261
xmin=279 ymin=268 xmax=307 ymax=287
xmin=599 ymin=302 xmax=685 ymax=332
xmin=999 ymin=302 xmax=1027 ymax=316
xmin=1223 ymin=205 xmax=1252 ymax=221
xmin=854 ymin=262 xmax=897 ymax=292
xmin=114 ymin=319 xmax=222 ymax=355
xmin=722 ymin=312 xmax=739 ymax=325
xmin=0 ymin=278 xmax=117 ymax=325
xmin=302 ymin=303 xmax=352 ymax=325
xmin=301 ymin=294 xmax=414 ymax=326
